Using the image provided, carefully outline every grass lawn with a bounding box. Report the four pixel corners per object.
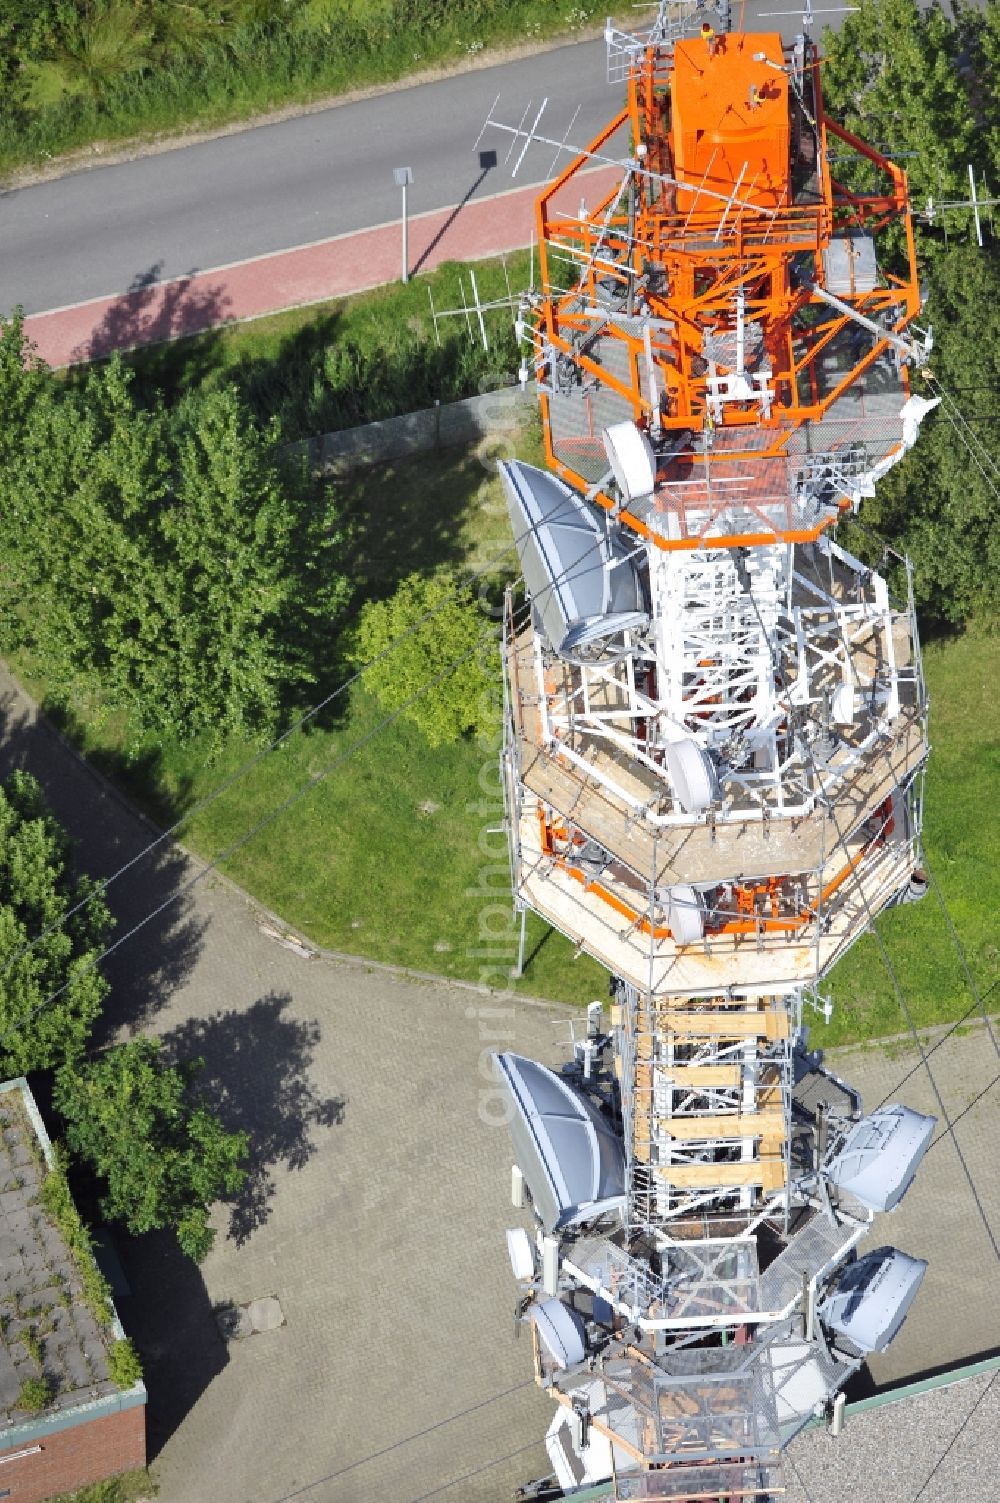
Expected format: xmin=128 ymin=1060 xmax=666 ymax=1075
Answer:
xmin=50 ymin=1471 xmax=154 ymax=1503
xmin=23 ymin=258 xmax=1000 ymax=1037
xmin=20 ymin=424 xmax=998 ymax=1037
xmin=814 ymin=627 xmax=1000 ymax=1048
xmin=133 ymin=683 xmax=610 ymax=1008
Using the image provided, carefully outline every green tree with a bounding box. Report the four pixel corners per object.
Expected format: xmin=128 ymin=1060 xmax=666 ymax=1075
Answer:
xmin=0 ymin=327 xmax=349 ymax=745
xmin=0 ymin=353 xmax=173 ymax=708
xmin=849 ymin=244 xmax=1000 ymax=623
xmin=54 ymin=1038 xmax=248 ymax=1262
xmin=152 ymin=385 xmax=349 ymax=743
xmin=0 ymin=312 xmax=46 ymax=466
xmin=821 ymin=0 xmax=981 ymax=221
xmin=0 ymin=771 xmax=112 ymax=1078
xmin=0 ymin=0 xmax=56 ymax=128
xmin=964 ymin=0 xmax=1000 ymax=178
xmin=350 ymin=569 xmax=501 ymax=747
xmin=820 ymin=0 xmax=1000 ymax=621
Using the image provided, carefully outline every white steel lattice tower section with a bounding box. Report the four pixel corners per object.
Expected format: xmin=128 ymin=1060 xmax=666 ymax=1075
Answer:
xmin=485 ymin=7 xmax=939 ymax=1500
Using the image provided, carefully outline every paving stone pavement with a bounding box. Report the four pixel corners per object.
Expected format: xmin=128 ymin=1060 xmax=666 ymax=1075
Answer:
xmin=785 ymin=1367 xmax=1000 ymax=1502
xmin=0 ymin=664 xmax=559 ymax=1502
xmin=820 ymin=1030 xmax=1000 ymax=1389
xmin=0 ymin=660 xmax=997 ymax=1503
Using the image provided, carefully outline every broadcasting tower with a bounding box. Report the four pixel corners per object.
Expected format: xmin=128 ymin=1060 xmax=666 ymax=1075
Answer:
xmin=489 ymin=6 xmax=940 ymax=1496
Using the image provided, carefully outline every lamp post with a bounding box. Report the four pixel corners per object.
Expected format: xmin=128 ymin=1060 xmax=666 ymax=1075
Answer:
xmin=393 ymin=166 xmax=414 ymax=284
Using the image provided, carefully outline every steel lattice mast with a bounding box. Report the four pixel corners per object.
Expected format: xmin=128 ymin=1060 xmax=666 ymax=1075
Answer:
xmin=488 ymin=7 xmax=940 ymax=1500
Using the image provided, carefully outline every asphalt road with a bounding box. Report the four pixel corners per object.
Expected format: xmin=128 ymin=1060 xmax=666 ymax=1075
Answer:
xmin=0 ymin=6 xmax=817 ymax=318
xmin=0 ymin=38 xmax=615 ymax=315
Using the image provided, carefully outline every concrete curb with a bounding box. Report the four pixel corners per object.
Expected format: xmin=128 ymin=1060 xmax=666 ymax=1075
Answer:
xmin=22 ymin=162 xmax=620 ymax=367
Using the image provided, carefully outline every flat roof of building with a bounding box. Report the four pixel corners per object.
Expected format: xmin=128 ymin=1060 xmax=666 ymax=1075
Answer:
xmin=0 ymin=1078 xmax=124 ymax=1431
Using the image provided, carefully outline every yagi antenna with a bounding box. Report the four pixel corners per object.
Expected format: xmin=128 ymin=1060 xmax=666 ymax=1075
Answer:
xmin=426 ymin=283 xmax=441 ymax=348
xmin=922 ymin=164 xmax=999 ymax=245
xmin=425 ymin=278 xmax=519 ymax=353
xmin=476 ymin=94 xmax=778 ymax=222
xmin=505 ymin=99 xmax=534 ymax=169
xmin=970 ymin=163 xmax=984 ymax=246
xmin=469 ymin=268 xmax=489 ymax=351
xmin=546 ymin=102 xmax=582 ymax=179
xmin=758 ymin=1 xmax=859 ymax=24
xmin=512 ymin=98 xmax=549 ymax=178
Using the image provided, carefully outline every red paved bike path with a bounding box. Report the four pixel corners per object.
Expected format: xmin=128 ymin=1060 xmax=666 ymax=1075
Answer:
xmin=22 ymin=166 xmax=618 ymax=368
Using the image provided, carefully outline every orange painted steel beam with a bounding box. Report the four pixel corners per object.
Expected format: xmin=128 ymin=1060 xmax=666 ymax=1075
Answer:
xmin=529 ymin=30 xmax=922 ymax=555
xmin=545 ymin=814 xmax=886 ymax=943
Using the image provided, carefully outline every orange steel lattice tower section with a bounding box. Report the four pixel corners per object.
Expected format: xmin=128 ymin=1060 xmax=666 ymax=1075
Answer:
xmin=533 ymin=29 xmax=923 ymax=552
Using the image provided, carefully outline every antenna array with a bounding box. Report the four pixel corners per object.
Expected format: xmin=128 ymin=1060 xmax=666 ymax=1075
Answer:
xmin=484 ymin=5 xmax=943 ymax=1497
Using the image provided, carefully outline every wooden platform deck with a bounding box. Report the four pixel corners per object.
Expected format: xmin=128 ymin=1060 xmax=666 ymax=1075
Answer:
xmin=655 ymin=1065 xmax=743 ymax=1088
xmin=652 ymin=1157 xmax=787 ymax=1193
xmin=627 ymin=987 xmax=795 ymax=1203
xmin=655 ymin=1111 xmax=786 ymax=1142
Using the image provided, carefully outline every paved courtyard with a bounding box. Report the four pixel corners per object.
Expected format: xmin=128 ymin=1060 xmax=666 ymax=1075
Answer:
xmin=785 ymin=1367 xmax=1000 ymax=1501
xmin=0 ymin=662 xmax=997 ymax=1503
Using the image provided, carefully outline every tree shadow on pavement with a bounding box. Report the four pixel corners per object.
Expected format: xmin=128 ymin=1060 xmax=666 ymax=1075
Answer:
xmin=162 ymin=992 xmax=346 ymax=1246
xmin=0 ymin=673 xmax=206 ymax=1035
xmin=114 ymin=1224 xmax=229 ymax=1463
xmin=68 ymin=261 xmax=233 ymax=367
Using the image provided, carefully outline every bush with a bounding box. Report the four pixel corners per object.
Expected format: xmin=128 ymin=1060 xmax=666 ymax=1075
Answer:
xmin=108 ymin=1337 xmax=143 ymax=1389
xmin=350 ymin=569 xmax=501 ymax=747
xmin=0 ymin=322 xmax=350 ymax=745
xmin=16 ymin=1375 xmax=52 ymax=1412
xmin=0 ymin=0 xmax=606 ymax=178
